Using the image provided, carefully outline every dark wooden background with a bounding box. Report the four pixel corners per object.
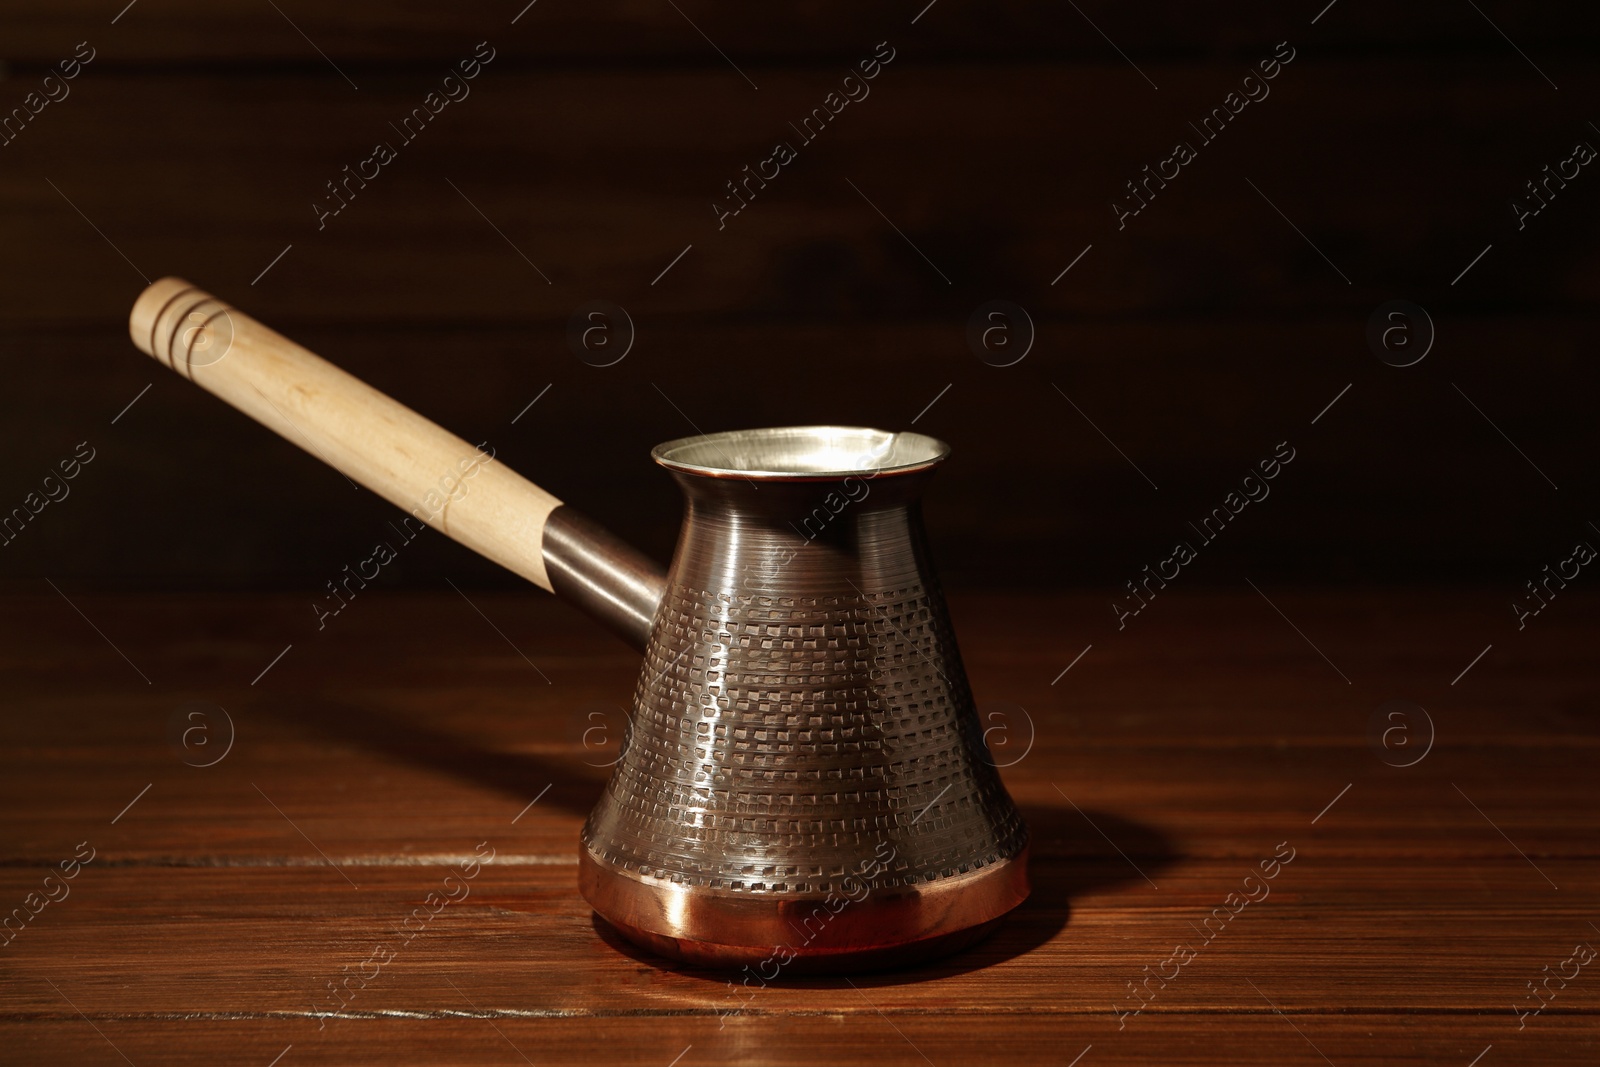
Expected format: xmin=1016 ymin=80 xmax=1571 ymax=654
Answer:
xmin=2 ymin=0 xmax=1598 ymax=597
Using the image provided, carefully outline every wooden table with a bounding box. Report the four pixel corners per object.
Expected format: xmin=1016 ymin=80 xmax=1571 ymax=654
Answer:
xmin=2 ymin=587 xmax=1595 ymax=1065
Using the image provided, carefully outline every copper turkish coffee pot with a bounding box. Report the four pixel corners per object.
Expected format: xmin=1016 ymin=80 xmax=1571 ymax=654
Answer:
xmin=129 ymin=279 xmax=1029 ymax=972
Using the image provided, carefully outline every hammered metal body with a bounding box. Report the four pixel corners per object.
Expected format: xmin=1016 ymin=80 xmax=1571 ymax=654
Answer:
xmin=580 ymin=437 xmax=1029 ymax=971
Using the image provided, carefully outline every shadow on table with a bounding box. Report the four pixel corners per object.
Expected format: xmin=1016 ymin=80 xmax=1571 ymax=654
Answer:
xmin=594 ymin=802 xmax=1176 ymax=988
xmin=271 ymin=699 xmax=1174 ymax=983
xmin=270 ymin=695 xmax=610 ymax=819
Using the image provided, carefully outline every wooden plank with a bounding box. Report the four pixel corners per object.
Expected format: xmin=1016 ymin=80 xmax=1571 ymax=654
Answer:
xmin=1 ymin=590 xmax=1595 ymax=1062
xmin=1 ymin=314 xmax=1596 ymax=589
xmin=5 ymin=731 xmax=1600 ymax=864
xmin=1 ymin=859 xmax=1597 ymax=1015
xmin=3 ymin=60 xmax=1594 ymax=592
xmin=2 ymin=591 xmax=1596 ymax=865
xmin=6 ymin=1 xmax=1598 ymax=64
xmin=1 ymin=1016 xmax=1592 ymax=1067
xmin=0 ymin=64 xmax=1595 ymax=329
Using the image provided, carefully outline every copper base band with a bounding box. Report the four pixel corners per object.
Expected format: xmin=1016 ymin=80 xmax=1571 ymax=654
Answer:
xmin=579 ymin=845 xmax=1030 ymax=973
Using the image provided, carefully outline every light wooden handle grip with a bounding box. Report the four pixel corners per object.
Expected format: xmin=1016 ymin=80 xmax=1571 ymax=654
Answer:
xmin=130 ymin=277 xmax=563 ymax=591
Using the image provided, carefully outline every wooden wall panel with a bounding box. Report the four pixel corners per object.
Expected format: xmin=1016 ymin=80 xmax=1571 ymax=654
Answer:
xmin=0 ymin=10 xmax=1594 ymax=588
xmin=0 ymin=65 xmax=1596 ymax=327
xmin=6 ymin=1 xmax=1598 ymax=63
xmin=0 ymin=313 xmax=1594 ymax=588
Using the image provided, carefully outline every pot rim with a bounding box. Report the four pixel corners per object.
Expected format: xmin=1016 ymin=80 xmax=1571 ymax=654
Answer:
xmin=652 ymin=425 xmax=950 ymax=481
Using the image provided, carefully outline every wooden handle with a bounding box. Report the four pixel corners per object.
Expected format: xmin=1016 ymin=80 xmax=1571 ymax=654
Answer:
xmin=130 ymin=277 xmax=563 ymax=591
